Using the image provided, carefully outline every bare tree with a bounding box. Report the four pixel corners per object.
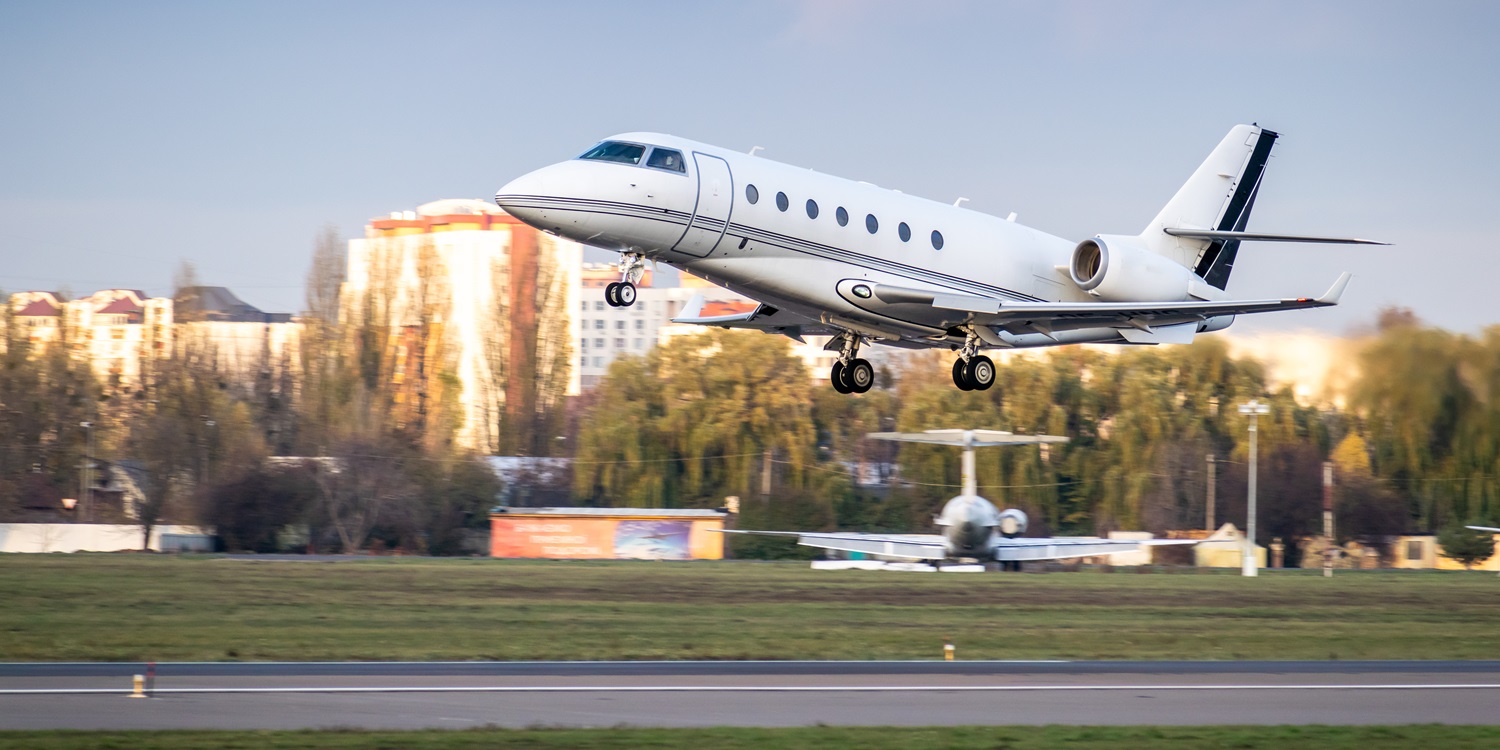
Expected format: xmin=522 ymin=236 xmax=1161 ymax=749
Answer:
xmin=310 ymin=437 xmax=418 ymax=553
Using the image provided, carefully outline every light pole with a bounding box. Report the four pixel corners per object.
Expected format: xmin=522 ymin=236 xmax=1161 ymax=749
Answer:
xmin=79 ymin=421 xmax=94 ymax=523
xmin=1237 ymin=400 xmax=1270 ymax=577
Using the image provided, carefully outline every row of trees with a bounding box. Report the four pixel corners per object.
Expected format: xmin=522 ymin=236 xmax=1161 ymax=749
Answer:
xmin=0 ymin=230 xmax=501 ymax=552
xmin=574 ymin=314 xmax=1500 ymax=564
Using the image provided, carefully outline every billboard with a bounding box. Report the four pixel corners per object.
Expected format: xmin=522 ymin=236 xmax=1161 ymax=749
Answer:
xmin=491 ymin=515 xmax=723 ymax=559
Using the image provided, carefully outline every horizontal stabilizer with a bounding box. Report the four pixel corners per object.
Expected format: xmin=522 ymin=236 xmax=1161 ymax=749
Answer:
xmin=1164 ymin=228 xmax=1388 ymax=245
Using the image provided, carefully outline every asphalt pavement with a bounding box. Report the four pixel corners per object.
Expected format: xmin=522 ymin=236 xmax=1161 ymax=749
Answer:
xmin=1 ymin=660 xmax=1496 ymax=730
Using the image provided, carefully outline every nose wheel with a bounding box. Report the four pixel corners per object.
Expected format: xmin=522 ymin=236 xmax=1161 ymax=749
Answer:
xmin=605 ymin=281 xmax=637 ymax=308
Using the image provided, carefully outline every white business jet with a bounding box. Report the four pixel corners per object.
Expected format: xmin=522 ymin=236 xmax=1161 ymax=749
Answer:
xmin=715 ymin=430 xmax=1194 ymax=567
xmin=496 ymin=125 xmax=1383 ymax=393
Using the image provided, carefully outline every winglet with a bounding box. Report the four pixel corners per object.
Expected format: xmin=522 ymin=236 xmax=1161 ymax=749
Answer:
xmin=675 ymin=294 xmax=705 ymax=320
xmin=1316 ymin=272 xmax=1353 ymax=304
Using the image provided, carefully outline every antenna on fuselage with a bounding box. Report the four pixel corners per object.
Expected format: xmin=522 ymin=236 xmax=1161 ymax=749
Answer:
xmin=867 ymin=430 xmax=1069 ymax=497
xmin=953 ymin=197 xmax=969 ymax=208
xmin=748 ymin=146 xmax=765 ymax=156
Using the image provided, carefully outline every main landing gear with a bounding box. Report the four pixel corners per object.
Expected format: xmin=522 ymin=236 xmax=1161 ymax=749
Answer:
xmin=606 ymin=252 xmax=646 ymax=308
xmin=828 ymin=332 xmax=874 ymax=394
xmin=951 ymin=328 xmax=995 ymax=391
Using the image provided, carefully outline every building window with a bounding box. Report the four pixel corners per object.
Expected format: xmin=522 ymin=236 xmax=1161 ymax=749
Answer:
xmin=581 ymin=339 xmax=589 ymax=348
xmin=806 ymin=199 xmax=819 ymax=219
xmin=593 ymin=357 xmax=603 ymax=367
xmin=898 ymin=222 xmax=911 ymax=242
xmin=866 ymin=214 xmax=878 ymax=234
xmin=614 ymin=338 xmax=626 ymax=348
xmin=580 ymin=301 xmax=588 ymax=311
xmin=615 ymin=320 xmax=625 ymax=330
xmin=775 ymin=192 xmax=789 ymax=212
xmin=635 ymin=319 xmax=644 ymax=330
xmin=745 ymin=184 xmax=759 ymax=204
xmin=594 ymin=338 xmax=604 ymax=348
xmin=594 ymin=320 xmax=604 ymax=330
xmin=595 ymin=301 xmax=604 ymax=311
xmin=836 ymin=207 xmax=848 ymax=226
xmin=634 ymin=338 xmax=643 ymax=349
xmin=932 ymin=230 xmax=944 ymax=250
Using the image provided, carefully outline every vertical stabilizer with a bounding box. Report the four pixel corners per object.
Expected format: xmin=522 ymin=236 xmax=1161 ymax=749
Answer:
xmin=1138 ymin=124 xmax=1278 ymax=290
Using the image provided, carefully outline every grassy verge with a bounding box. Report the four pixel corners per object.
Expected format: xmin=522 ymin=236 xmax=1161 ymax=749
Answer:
xmin=2 ymin=555 xmax=1498 ymax=662
xmin=4 ymin=726 xmax=1500 ymax=750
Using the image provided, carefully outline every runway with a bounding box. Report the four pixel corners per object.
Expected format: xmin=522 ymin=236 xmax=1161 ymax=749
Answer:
xmin=2 ymin=660 xmax=1497 ymax=730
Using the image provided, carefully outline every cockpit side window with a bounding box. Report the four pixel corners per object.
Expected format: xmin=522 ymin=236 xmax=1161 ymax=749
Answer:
xmin=645 ymin=147 xmax=687 ymax=173
xmin=579 ymin=141 xmax=646 ymax=165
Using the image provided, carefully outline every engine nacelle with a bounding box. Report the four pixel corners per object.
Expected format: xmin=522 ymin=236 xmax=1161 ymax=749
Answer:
xmin=996 ymin=508 xmax=1028 ymax=539
xmin=1070 ymin=234 xmax=1197 ymax=302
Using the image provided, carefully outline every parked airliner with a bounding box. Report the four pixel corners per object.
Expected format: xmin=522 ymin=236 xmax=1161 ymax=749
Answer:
xmin=715 ymin=430 xmax=1195 ymax=567
xmin=496 ymin=125 xmax=1383 ymax=393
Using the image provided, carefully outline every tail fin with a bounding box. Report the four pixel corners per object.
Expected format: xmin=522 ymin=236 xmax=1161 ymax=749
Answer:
xmin=1139 ymin=124 xmax=1278 ymax=290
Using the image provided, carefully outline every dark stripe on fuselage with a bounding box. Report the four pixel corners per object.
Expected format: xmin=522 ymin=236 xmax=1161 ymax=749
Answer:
xmin=496 ymin=194 xmax=1044 ymax=303
xmin=1195 ymin=129 xmax=1278 ymax=290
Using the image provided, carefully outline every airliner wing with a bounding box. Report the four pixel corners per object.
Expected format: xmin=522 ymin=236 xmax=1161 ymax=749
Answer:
xmin=714 ymin=529 xmax=948 ymax=560
xmin=877 ymin=273 xmax=1349 ymax=343
xmin=994 ymin=537 xmax=1198 ymax=562
xmin=671 ymin=295 xmax=837 ymax=339
xmin=1467 ymin=526 xmax=1500 ymax=533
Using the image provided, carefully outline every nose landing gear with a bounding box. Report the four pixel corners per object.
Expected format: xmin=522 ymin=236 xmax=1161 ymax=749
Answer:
xmin=606 ymin=252 xmax=647 ymax=308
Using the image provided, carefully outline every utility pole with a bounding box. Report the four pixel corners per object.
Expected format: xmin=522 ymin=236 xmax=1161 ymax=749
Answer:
xmin=1205 ymin=452 xmax=1216 ymax=532
xmin=1323 ymin=461 xmax=1335 ymax=578
xmin=761 ymin=449 xmax=771 ymax=498
xmin=1237 ymin=400 xmax=1269 ymax=577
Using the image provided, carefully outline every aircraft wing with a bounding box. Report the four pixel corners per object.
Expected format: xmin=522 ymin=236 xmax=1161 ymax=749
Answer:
xmin=671 ymin=295 xmax=838 ymax=340
xmin=994 ymin=537 xmax=1198 ymax=563
xmin=873 ymin=273 xmax=1349 ymax=343
xmin=714 ymin=529 xmax=948 ymax=560
xmin=1467 ymin=526 xmax=1500 ymax=533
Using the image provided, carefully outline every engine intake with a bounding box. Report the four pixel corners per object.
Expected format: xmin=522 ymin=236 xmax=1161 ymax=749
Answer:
xmin=997 ymin=508 xmax=1028 ymax=538
xmin=1070 ymin=235 xmax=1197 ymax=302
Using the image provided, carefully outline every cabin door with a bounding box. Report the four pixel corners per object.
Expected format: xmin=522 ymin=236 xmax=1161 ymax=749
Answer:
xmin=672 ymin=153 xmax=733 ymax=258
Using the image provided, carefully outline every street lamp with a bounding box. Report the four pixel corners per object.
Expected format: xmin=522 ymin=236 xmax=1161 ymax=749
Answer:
xmin=79 ymin=421 xmax=94 ymax=523
xmin=1237 ymin=399 xmax=1270 ymax=577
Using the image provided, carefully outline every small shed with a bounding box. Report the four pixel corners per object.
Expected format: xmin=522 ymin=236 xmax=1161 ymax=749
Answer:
xmin=490 ymin=507 xmax=726 ymax=560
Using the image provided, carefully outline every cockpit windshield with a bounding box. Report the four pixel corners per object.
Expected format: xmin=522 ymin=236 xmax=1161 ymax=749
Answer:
xmin=579 ymin=141 xmax=645 ymax=165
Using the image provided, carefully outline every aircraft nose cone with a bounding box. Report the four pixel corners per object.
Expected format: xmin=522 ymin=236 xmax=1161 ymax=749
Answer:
xmin=494 ymin=169 xmax=550 ymax=225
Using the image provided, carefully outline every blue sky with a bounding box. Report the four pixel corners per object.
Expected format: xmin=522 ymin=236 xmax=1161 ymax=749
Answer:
xmin=2 ymin=0 xmax=1496 ymax=334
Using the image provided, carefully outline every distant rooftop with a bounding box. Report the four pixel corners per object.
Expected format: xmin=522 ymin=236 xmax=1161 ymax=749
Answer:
xmin=175 ymin=286 xmax=290 ymax=323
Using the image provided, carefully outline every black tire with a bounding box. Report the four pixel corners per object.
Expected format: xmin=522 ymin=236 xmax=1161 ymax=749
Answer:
xmin=966 ymin=354 xmax=995 ymax=391
xmin=952 ymin=359 xmax=973 ymax=391
xmin=617 ymin=281 xmax=637 ymax=307
xmin=604 ymin=282 xmax=620 ymax=307
xmin=846 ymin=358 xmax=874 ymax=393
xmin=830 ymin=362 xmax=852 ymax=393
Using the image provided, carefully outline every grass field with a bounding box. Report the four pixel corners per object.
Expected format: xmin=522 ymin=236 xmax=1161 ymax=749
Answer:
xmin=4 ymin=726 xmax=1500 ymax=750
xmin=1 ymin=555 xmax=1498 ymax=662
